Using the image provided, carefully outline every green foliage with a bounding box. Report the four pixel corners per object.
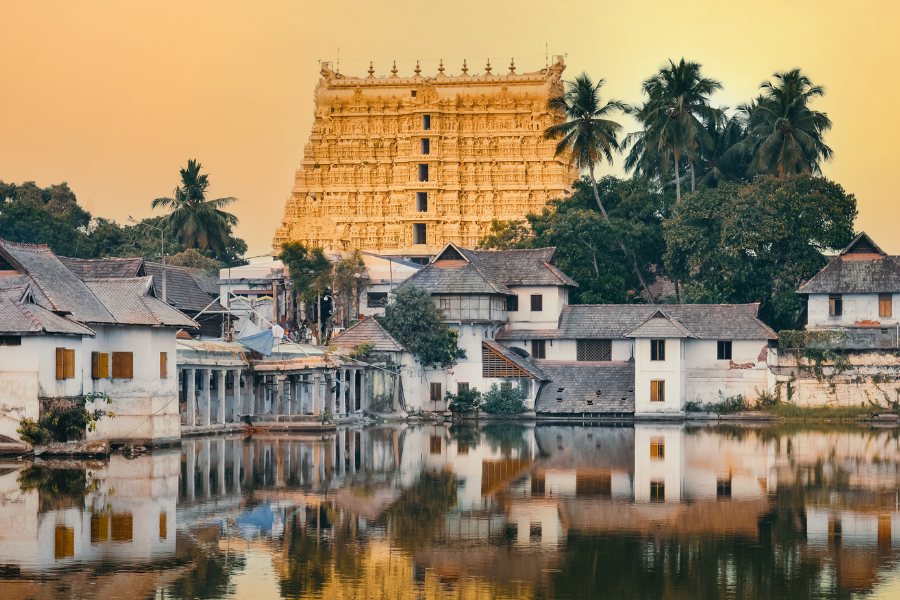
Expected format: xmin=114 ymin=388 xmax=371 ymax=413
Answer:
xmin=481 ymin=384 xmax=528 ymax=414
xmin=445 ymin=387 xmax=482 ymax=413
xmin=151 ymin=159 xmax=240 ymax=259
xmin=376 ymin=471 xmax=457 ymax=552
xmin=777 ymin=330 xmax=848 ymax=349
xmin=278 ymin=241 xmax=332 ymax=304
xmin=477 ymin=219 xmax=533 ymax=250
xmin=166 ymin=248 xmax=221 ymax=271
xmin=17 ymin=393 xmax=114 ymax=445
xmin=348 ymin=341 xmax=375 ymax=360
xmin=684 ymin=393 xmax=751 ymax=414
xmin=377 ymin=285 xmax=466 ymax=367
xmin=331 ymin=250 xmax=370 ymax=327
xmin=17 ymin=467 xmax=96 ymax=510
xmin=0 ymin=179 xmax=246 ymax=264
xmin=368 ymin=393 xmax=394 ymax=413
xmin=664 ymin=175 xmax=856 ymax=330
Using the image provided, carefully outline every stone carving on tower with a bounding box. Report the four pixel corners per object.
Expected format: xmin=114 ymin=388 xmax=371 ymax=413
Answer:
xmin=272 ymin=56 xmax=578 ymax=255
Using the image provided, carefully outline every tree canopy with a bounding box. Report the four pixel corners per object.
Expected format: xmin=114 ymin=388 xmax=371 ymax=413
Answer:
xmin=377 ymin=285 xmax=466 ymax=367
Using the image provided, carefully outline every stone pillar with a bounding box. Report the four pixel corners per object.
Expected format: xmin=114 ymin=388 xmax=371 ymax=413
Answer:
xmin=256 ymin=376 xmax=266 ymax=414
xmin=200 ymin=368 xmax=211 ymax=427
xmin=244 ymin=373 xmax=255 ymax=416
xmin=217 ymin=370 xmax=226 ymax=425
xmin=218 ymin=439 xmax=226 ymax=494
xmin=233 ymin=369 xmax=242 ymax=421
xmin=289 ymin=376 xmax=297 ymax=415
xmin=326 ymin=372 xmax=335 ymax=416
xmin=348 ymin=368 xmax=357 ymax=414
xmin=359 ymin=369 xmax=368 ymax=412
xmin=185 ymin=368 xmax=196 ymax=427
xmin=349 ymin=428 xmax=356 ymax=474
xmin=312 ymin=373 xmax=321 ymax=416
xmin=185 ymin=439 xmax=196 ymax=500
xmin=277 ymin=376 xmax=286 ymax=415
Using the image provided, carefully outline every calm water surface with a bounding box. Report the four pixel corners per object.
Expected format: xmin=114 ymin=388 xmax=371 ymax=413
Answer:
xmin=2 ymin=422 xmax=900 ymax=599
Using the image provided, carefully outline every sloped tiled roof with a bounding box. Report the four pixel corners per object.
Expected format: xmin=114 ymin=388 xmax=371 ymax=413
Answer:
xmin=0 ymin=286 xmax=95 ymax=336
xmin=58 ymin=256 xmax=144 ymax=279
xmin=332 ymin=317 xmax=405 ymax=352
xmin=0 ymin=240 xmax=116 ymax=323
xmin=400 ymin=243 xmax=576 ymax=296
xmin=83 ymin=277 xmax=198 ymax=328
xmin=534 ymin=362 xmax=635 ymax=413
xmin=798 ymin=232 xmax=900 ymax=294
xmin=626 ymin=310 xmax=693 ymax=338
xmin=497 ymin=304 xmax=776 ymax=340
xmin=145 ymin=263 xmax=225 ymax=313
xmin=483 ymin=340 xmax=549 ymax=380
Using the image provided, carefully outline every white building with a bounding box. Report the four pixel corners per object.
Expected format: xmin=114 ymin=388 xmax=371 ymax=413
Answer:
xmin=0 ymin=239 xmax=197 ymax=445
xmin=799 ymin=232 xmax=900 ymax=347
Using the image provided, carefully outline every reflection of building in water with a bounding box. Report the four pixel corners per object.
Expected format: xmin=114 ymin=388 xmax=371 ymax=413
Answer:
xmin=0 ymin=452 xmax=177 ymax=572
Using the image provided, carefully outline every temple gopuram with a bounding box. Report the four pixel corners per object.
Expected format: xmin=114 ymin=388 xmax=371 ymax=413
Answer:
xmin=271 ymin=56 xmax=579 ymax=259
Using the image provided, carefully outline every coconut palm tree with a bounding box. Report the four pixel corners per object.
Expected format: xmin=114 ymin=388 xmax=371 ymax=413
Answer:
xmin=151 ymin=159 xmax=239 ymax=259
xmin=628 ymin=59 xmax=724 ymax=199
xmin=543 ymin=73 xmax=653 ymax=302
xmin=742 ymin=69 xmax=833 ymax=176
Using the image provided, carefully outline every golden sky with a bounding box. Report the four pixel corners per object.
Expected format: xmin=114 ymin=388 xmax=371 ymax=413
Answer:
xmin=1 ymin=0 xmax=897 ymax=256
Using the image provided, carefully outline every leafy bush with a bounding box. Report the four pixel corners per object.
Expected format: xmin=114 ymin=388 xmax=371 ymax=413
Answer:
xmin=349 ymin=341 xmax=376 ymax=360
xmin=481 ymin=384 xmax=527 ymax=414
xmin=17 ymin=393 xmax=114 ymax=445
xmin=445 ymin=387 xmax=482 ymax=413
xmin=377 ymin=286 xmax=466 ymax=367
xmin=684 ymin=393 xmax=751 ymax=415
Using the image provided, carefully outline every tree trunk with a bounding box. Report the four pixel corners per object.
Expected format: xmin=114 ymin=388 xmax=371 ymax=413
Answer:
xmin=690 ymin=162 xmax=696 ymax=192
xmin=588 ymin=163 xmax=654 ymax=304
xmin=674 ymin=159 xmax=681 ymax=201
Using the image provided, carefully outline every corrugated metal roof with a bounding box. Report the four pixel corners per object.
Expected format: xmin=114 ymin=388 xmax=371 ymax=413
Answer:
xmin=534 ymin=361 xmax=635 ymax=413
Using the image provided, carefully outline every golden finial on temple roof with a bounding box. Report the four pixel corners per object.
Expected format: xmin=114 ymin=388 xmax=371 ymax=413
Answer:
xmin=367 ymin=61 xmax=375 ymax=78
xmin=509 ymin=58 xmax=516 ymax=74
xmin=438 ymin=59 xmax=445 ymax=75
xmin=414 ymin=60 xmax=421 ymax=76
xmin=461 ymin=59 xmax=468 ymax=74
xmin=390 ymin=61 xmax=398 ymax=77
xmin=485 ymin=59 xmax=492 ymax=75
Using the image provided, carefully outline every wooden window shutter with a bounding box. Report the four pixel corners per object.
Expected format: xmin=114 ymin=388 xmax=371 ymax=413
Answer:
xmin=124 ymin=352 xmax=133 ymax=379
xmin=112 ymin=352 xmax=120 ymax=379
xmin=56 ymin=348 xmax=65 ymax=380
xmin=64 ymin=349 xmax=75 ymax=379
xmin=99 ymin=353 xmax=109 ymax=378
xmin=160 ymin=352 xmax=167 ymax=379
xmin=92 ymin=352 xmax=100 ymax=379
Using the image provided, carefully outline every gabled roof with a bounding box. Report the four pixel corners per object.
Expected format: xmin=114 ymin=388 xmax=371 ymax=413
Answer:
xmin=483 ymin=340 xmax=549 ymax=380
xmin=401 ymin=243 xmax=577 ymax=296
xmin=0 ymin=285 xmax=95 ymax=337
xmin=144 ymin=263 xmax=226 ymax=313
xmin=82 ymin=277 xmax=198 ymax=328
xmin=0 ymin=239 xmax=116 ymax=323
xmin=625 ymin=309 xmax=693 ymax=338
xmin=534 ymin=362 xmax=635 ymax=413
xmin=58 ymin=256 xmax=145 ymax=279
xmin=332 ymin=317 xmax=405 ymax=353
xmin=798 ymin=233 xmax=900 ymax=294
xmin=496 ymin=304 xmax=777 ymax=341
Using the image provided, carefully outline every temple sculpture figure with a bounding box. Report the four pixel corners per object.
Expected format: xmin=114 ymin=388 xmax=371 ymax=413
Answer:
xmin=271 ymin=56 xmax=578 ymax=259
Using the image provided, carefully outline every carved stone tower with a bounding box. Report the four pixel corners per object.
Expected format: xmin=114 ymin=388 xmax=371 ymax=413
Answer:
xmin=272 ymin=56 xmax=577 ymax=258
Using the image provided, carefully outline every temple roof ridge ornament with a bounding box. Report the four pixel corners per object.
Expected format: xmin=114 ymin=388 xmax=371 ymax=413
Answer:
xmin=485 ymin=59 xmax=492 ymax=75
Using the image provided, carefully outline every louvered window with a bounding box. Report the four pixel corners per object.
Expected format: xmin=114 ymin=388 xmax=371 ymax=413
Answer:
xmin=56 ymin=348 xmax=75 ymax=380
xmin=112 ymin=352 xmax=134 ymax=379
xmin=482 ymin=345 xmax=529 ymax=377
xmin=577 ymin=339 xmax=611 ymax=361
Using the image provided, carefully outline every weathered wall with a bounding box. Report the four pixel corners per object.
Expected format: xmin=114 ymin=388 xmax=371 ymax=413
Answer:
xmin=770 ymin=347 xmax=900 ymax=407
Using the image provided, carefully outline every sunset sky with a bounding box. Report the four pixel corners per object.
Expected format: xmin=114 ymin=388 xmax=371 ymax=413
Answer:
xmin=1 ymin=0 xmax=896 ymax=256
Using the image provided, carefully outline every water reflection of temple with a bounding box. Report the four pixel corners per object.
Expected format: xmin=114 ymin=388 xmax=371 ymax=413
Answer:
xmin=1 ymin=424 xmax=900 ymax=599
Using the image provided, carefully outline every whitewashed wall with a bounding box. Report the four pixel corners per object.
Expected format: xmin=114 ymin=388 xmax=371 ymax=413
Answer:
xmin=505 ymin=285 xmax=567 ymax=329
xmin=807 ymin=293 xmax=900 ymax=327
xmin=683 ymin=339 xmax=771 ymax=404
xmin=634 ymin=424 xmax=685 ymax=502
xmin=634 ymin=338 xmax=686 ymax=415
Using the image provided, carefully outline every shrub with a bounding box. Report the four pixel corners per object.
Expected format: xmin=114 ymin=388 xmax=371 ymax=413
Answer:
xmin=445 ymin=387 xmax=482 ymax=413
xmin=349 ymin=341 xmax=376 ymax=360
xmin=481 ymin=384 xmax=527 ymax=414
xmin=17 ymin=393 xmax=114 ymax=445
xmin=369 ymin=393 xmax=394 ymax=413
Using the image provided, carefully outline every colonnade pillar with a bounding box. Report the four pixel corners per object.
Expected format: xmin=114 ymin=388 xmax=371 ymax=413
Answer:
xmin=217 ymin=370 xmax=226 ymax=425
xmin=184 ymin=368 xmax=196 ymax=426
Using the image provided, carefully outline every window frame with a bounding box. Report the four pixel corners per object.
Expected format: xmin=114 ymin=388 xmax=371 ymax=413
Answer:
xmin=160 ymin=352 xmax=168 ymax=379
xmin=650 ymin=480 xmax=665 ymax=503
xmin=650 ymin=339 xmax=666 ymax=361
xmin=829 ymin=294 xmax=843 ymax=317
xmin=457 ymin=382 xmax=469 ymax=393
xmin=56 ymin=347 xmax=75 ymax=380
xmin=0 ymin=335 xmax=21 ymax=346
xmin=650 ymin=380 xmax=665 ymax=402
xmin=415 ymin=191 xmax=428 ymax=212
xmin=413 ymin=223 xmax=427 ymax=245
xmin=111 ymin=351 xmax=134 ymax=380
xmin=422 ymin=114 xmax=431 ymax=130
xmin=418 ymin=163 xmax=429 ymax=182
xmin=531 ymin=339 xmax=546 ymax=359
xmin=429 ymin=382 xmax=442 ymax=404
xmin=506 ymin=295 xmax=518 ymax=312
xmin=577 ymin=339 xmax=612 ymax=361
xmin=420 ymin=138 xmax=430 ymax=155
xmin=879 ymin=293 xmax=892 ymax=318
xmin=717 ymin=340 xmax=732 ymax=361
xmin=530 ymin=294 xmax=543 ymax=312
xmin=650 ymin=437 xmax=665 ymax=460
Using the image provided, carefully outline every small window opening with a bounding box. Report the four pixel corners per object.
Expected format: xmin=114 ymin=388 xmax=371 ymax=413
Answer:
xmin=879 ymin=293 xmax=892 ymax=317
xmin=531 ymin=340 xmax=546 ymax=359
xmin=418 ymin=163 xmax=428 ymax=182
xmin=829 ymin=294 xmax=843 ymax=316
xmin=507 ymin=295 xmax=518 ymax=312
xmin=416 ymin=192 xmax=428 ymax=212
xmin=422 ymin=115 xmax=431 ymax=130
xmin=420 ymin=138 xmax=430 ymax=155
xmin=413 ymin=223 xmax=427 ymax=245
xmin=650 ymin=339 xmax=666 ymax=361
xmin=411 ymin=90 xmax=417 ymax=98
xmin=717 ymin=340 xmax=732 ymax=360
xmin=530 ymin=294 xmax=542 ymax=311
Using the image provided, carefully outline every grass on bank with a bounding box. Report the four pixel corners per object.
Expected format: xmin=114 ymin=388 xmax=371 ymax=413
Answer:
xmin=685 ymin=389 xmax=894 ymax=420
